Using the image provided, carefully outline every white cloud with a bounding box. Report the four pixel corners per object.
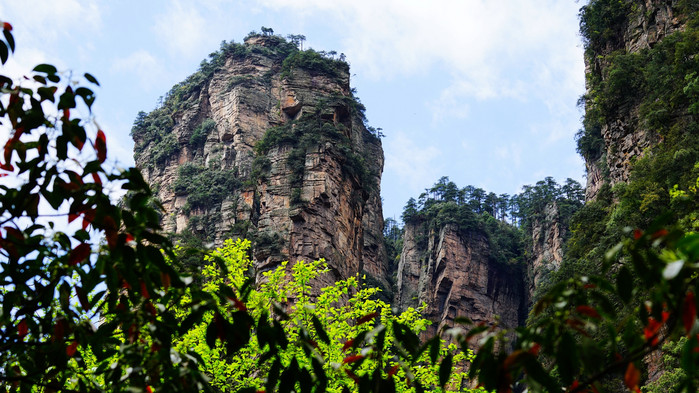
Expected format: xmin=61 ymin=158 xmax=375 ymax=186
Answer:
xmin=111 ymin=50 xmax=163 ymax=90
xmin=384 ymin=132 xmax=441 ymax=191
xmin=427 ymin=85 xmax=471 ymax=123
xmin=255 ymin=0 xmax=584 ymax=124
xmin=0 ymin=0 xmax=102 ymax=45
xmin=153 ymin=1 xmax=208 ymax=57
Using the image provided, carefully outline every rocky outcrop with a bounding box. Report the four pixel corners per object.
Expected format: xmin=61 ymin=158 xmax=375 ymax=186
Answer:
xmin=132 ymin=35 xmax=386 ymax=288
xmin=396 ymin=222 xmax=525 ymax=336
xmin=527 ymin=202 xmax=565 ymax=302
xmin=583 ymin=0 xmax=686 ymax=200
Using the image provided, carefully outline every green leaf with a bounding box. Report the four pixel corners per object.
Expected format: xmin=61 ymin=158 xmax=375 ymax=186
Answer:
xmin=178 ymin=306 xmax=206 ymax=335
xmin=84 ymin=72 xmax=100 ymax=86
xmin=556 ymin=331 xmax=579 ymax=385
xmin=205 ymin=319 xmax=217 ymax=349
xmin=75 ymin=87 xmax=95 ymax=110
xmin=266 ymin=358 xmax=282 ymax=393
xmin=1 ymin=43 xmax=9 ymax=65
xmin=605 ymin=242 xmax=624 ymax=263
xmin=439 ymin=354 xmax=453 ymax=387
xmin=3 ymin=29 xmax=15 ymax=52
xmin=428 ymin=337 xmax=440 ymax=364
xmin=235 ymin=388 xmax=257 ymax=393
xmin=616 ymin=265 xmax=633 ymax=303
xmin=521 ymin=353 xmax=560 ymax=393
xmin=58 ymin=88 xmax=76 ymax=110
xmin=33 ymin=63 xmax=58 ymax=75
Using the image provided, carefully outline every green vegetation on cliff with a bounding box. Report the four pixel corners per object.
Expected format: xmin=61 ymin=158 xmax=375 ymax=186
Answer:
xmin=400 ymin=176 xmax=584 ymax=267
xmin=131 ymin=31 xmax=356 ymax=168
xmin=569 ymin=1 xmax=699 ymax=276
xmin=254 ymin=99 xmax=376 ymax=206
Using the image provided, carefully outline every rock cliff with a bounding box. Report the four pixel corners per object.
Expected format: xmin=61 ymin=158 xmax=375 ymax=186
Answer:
xmin=527 ymin=201 xmax=565 ymax=302
xmin=396 ymin=221 xmax=526 ymax=336
xmin=581 ymin=0 xmax=688 ymax=200
xmin=131 ymin=34 xmax=386 ymax=288
xmin=576 ymin=1 xmax=699 ymax=388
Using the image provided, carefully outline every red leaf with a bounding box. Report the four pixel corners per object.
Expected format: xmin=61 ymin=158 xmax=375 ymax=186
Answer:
xmin=624 ymin=363 xmax=641 ymax=393
xmin=357 ymin=312 xmax=379 ymax=325
xmin=214 ymin=313 xmax=226 ymax=341
xmin=4 ymin=226 xmax=23 ymax=242
xmin=161 ymin=273 xmax=171 ymax=290
xmin=76 ymin=287 xmax=90 ymax=311
xmin=146 ymin=387 xmax=153 ymax=393
xmin=651 ymin=229 xmax=669 ymax=239
xmin=4 ymin=139 xmax=13 ymax=164
xmin=68 ymin=243 xmax=91 ymax=265
xmin=228 ymin=297 xmax=247 ymax=311
xmin=342 ymin=339 xmax=354 ymax=351
xmin=140 ymin=281 xmax=150 ymax=299
xmin=633 ymin=229 xmax=643 ymax=240
xmin=95 ymin=130 xmax=107 ymax=163
xmin=387 ymin=365 xmax=400 ymax=377
xmin=145 ymin=302 xmax=157 ymax=316
xmin=72 ymin=135 xmax=84 ymax=150
xmin=66 ymin=341 xmax=78 ymax=357
xmin=82 ymin=209 xmax=95 ymax=230
xmin=344 ymin=369 xmax=359 ymax=383
xmin=103 ymin=216 xmax=118 ymax=249
xmin=121 ymin=279 xmax=132 ymax=290
xmin=17 ymin=319 xmax=27 ymax=339
xmin=644 ymin=317 xmax=663 ymax=346
xmin=3 ymin=22 xmax=12 ymax=31
xmin=128 ymin=323 xmax=138 ymax=343
xmin=503 ymin=350 xmax=525 ymax=370
xmin=576 ymin=305 xmax=601 ymax=319
xmin=68 ymin=213 xmax=79 ymax=223
xmin=342 ymin=354 xmax=364 ymax=364
xmin=684 ymin=292 xmax=696 ymax=335
xmin=528 ymin=343 xmax=541 ymax=356
xmin=53 ymin=319 xmax=67 ymax=341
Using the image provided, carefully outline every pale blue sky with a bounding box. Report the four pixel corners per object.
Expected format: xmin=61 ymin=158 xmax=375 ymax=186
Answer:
xmin=1 ymin=0 xmax=587 ymax=220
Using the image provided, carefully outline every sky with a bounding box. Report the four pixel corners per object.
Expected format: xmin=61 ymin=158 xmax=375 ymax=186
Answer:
xmin=0 ymin=0 xmax=587 ymax=221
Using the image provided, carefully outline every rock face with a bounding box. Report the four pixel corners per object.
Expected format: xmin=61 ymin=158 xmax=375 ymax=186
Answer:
xmin=527 ymin=202 xmax=565 ymax=302
xmin=132 ymin=35 xmax=387 ymax=288
xmin=396 ymin=222 xmax=526 ymax=336
xmin=583 ymin=0 xmax=686 ymax=200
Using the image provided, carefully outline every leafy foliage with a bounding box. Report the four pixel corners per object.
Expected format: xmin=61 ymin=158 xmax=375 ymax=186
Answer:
xmin=567 ymin=4 xmax=699 ymax=280
xmin=0 ymin=24 xmax=230 ymax=392
xmin=173 ymin=162 xmax=241 ymax=212
xmin=465 ymin=223 xmax=699 ymax=393
xmin=579 ymin=0 xmax=631 ymax=52
xmin=280 ymin=49 xmax=349 ymax=81
xmin=190 ymin=118 xmax=216 ymax=148
xmin=173 ymin=239 xmax=486 ymax=393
